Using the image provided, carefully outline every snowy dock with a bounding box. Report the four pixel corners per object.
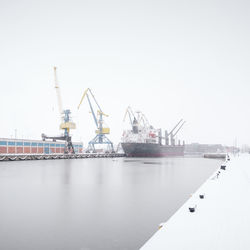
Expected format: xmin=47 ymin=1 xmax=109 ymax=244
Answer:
xmin=141 ymin=154 xmax=250 ymax=250
xmin=0 ymin=153 xmax=125 ymax=161
xmin=203 ymin=153 xmax=227 ymax=159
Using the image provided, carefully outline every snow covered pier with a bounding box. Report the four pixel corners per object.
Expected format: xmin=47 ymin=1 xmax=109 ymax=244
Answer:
xmin=204 ymin=153 xmax=227 ymax=159
xmin=0 ymin=153 xmax=125 ymax=161
xmin=141 ymin=154 xmax=250 ymax=250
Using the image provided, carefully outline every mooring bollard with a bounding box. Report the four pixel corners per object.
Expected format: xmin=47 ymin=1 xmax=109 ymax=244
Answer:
xmin=221 ymin=165 xmax=226 ymax=170
xmin=199 ymin=194 xmax=205 ymax=199
xmin=189 ymin=205 xmax=197 ymax=213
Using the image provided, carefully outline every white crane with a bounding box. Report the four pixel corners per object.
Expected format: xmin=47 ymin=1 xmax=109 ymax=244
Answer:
xmin=53 ymin=67 xmax=63 ymax=121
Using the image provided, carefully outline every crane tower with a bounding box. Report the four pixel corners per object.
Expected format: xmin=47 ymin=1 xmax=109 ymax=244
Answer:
xmin=41 ymin=67 xmax=76 ymax=154
xmin=78 ymin=88 xmax=114 ymax=153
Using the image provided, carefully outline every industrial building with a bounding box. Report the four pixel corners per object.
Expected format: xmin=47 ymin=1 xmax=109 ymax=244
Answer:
xmin=0 ymin=138 xmax=83 ymax=154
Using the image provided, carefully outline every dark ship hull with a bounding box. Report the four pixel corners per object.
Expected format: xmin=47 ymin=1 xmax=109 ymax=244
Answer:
xmin=121 ymin=142 xmax=185 ymax=157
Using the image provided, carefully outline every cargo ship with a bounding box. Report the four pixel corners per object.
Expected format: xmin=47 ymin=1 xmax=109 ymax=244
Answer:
xmin=121 ymin=107 xmax=185 ymax=157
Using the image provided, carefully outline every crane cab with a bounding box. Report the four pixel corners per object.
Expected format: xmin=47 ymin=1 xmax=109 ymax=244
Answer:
xmin=60 ymin=122 xmax=76 ymax=130
xmin=95 ymin=128 xmax=110 ymax=134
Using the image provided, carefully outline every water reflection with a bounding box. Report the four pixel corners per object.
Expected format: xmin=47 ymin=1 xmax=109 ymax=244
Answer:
xmin=0 ymin=157 xmax=221 ymax=250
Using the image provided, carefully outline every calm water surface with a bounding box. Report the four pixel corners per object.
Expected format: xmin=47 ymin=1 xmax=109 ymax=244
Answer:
xmin=0 ymin=157 xmax=221 ymax=250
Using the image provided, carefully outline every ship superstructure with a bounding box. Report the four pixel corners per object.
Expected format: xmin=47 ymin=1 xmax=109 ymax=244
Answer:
xmin=122 ymin=108 xmax=158 ymax=144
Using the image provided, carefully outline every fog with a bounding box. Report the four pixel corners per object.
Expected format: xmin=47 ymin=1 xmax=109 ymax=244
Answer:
xmin=0 ymin=0 xmax=249 ymax=146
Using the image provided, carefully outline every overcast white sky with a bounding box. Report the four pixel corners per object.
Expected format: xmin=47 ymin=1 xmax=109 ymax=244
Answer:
xmin=0 ymin=0 xmax=249 ymax=147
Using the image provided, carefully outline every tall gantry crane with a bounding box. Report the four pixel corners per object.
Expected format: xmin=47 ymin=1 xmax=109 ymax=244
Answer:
xmin=78 ymin=88 xmax=114 ymax=153
xmin=41 ymin=67 xmax=76 ymax=154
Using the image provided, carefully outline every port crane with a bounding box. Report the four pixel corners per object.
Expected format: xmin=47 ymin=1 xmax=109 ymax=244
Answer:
xmin=78 ymin=88 xmax=114 ymax=153
xmin=42 ymin=67 xmax=76 ymax=154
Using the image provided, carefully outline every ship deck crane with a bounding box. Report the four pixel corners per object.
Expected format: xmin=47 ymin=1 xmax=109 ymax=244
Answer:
xmin=167 ymin=119 xmax=186 ymax=145
xmin=168 ymin=119 xmax=184 ymax=136
xmin=153 ymin=119 xmax=185 ymax=145
xmin=172 ymin=121 xmax=186 ymax=138
xmin=78 ymin=88 xmax=114 ymax=153
xmin=42 ymin=67 xmax=76 ymax=154
xmin=123 ymin=106 xmax=136 ymax=126
xmin=139 ymin=113 xmax=150 ymax=128
xmin=123 ymin=106 xmax=151 ymax=131
xmin=123 ymin=106 xmax=140 ymax=133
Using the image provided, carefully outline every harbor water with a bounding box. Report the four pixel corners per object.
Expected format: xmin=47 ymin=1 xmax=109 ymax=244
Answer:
xmin=0 ymin=157 xmax=221 ymax=249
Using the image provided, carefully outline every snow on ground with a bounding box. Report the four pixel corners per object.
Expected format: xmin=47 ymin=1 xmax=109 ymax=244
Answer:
xmin=141 ymin=154 xmax=250 ymax=250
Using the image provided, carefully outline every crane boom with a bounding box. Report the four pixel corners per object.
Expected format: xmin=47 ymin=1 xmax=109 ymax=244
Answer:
xmin=54 ymin=67 xmax=63 ymax=119
xmin=88 ymin=89 xmax=103 ymax=113
xmin=78 ymin=88 xmax=109 ymax=126
xmin=123 ymin=106 xmax=135 ymax=125
xmin=169 ymin=119 xmax=183 ymax=135
xmin=78 ymin=88 xmax=89 ymax=110
xmin=172 ymin=121 xmax=186 ymax=137
xmin=86 ymin=93 xmax=99 ymax=128
xmin=139 ymin=113 xmax=150 ymax=128
xmin=123 ymin=107 xmax=132 ymax=124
